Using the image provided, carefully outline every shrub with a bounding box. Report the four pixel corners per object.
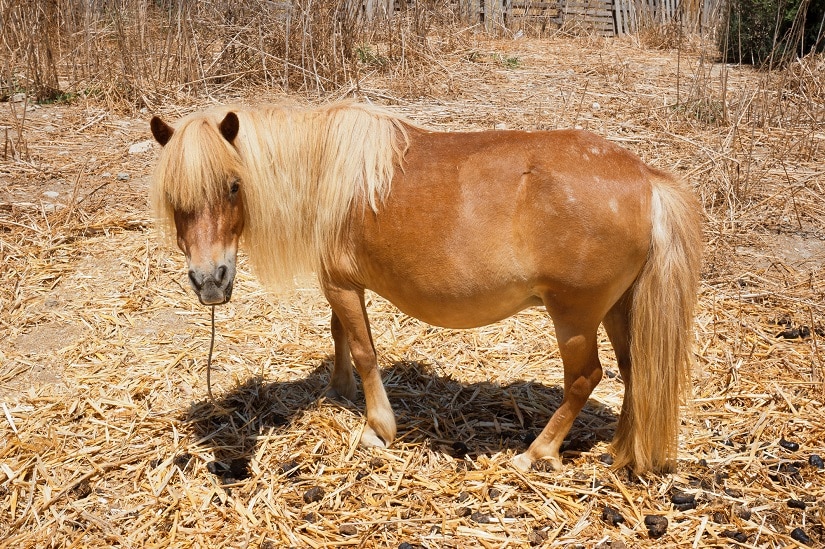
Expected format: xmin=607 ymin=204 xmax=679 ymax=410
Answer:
xmin=725 ymin=0 xmax=825 ymax=66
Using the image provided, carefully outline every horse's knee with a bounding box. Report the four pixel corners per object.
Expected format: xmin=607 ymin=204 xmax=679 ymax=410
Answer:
xmin=563 ymin=363 xmax=603 ymax=406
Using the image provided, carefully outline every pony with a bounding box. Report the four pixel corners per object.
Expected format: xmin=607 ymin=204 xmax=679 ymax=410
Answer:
xmin=149 ymin=101 xmax=702 ymax=473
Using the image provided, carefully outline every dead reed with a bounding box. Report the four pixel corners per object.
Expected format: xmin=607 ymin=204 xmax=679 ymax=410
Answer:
xmin=0 ymin=0 xmax=465 ymax=110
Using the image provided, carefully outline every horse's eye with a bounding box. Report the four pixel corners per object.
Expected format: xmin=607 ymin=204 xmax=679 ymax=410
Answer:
xmin=229 ymin=181 xmax=240 ymax=194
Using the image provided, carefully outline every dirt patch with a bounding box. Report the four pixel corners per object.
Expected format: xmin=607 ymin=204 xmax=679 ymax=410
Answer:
xmin=12 ymin=320 xmax=86 ymax=355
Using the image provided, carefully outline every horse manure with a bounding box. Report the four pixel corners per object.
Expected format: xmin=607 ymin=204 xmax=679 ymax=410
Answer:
xmin=643 ymin=515 xmax=668 ymax=538
xmin=787 ymin=498 xmax=807 ymax=509
xmin=601 ymin=505 xmax=624 ymax=526
xmin=724 ymin=488 xmax=742 ymax=498
xmin=774 ymin=315 xmax=792 ymax=327
xmin=777 ymin=325 xmax=811 ymax=339
xmin=712 ymin=511 xmax=727 ymax=524
xmin=670 ymin=491 xmax=696 ymax=511
xmin=470 ymin=511 xmax=492 ymax=524
xmin=528 ymin=529 xmax=549 ymax=546
xmin=598 ymin=453 xmax=614 ymax=465
xmin=277 ymin=460 xmax=302 ymax=478
xmin=790 ymin=527 xmax=813 ymax=545
xmin=173 ymin=453 xmax=192 ymax=470
xmin=398 ymin=543 xmax=421 ymax=549
xmin=451 ymin=441 xmax=469 ymax=457
xmin=779 ymin=438 xmax=800 ymax=452
xmin=338 ymin=524 xmax=357 ymax=536
xmin=457 ymin=490 xmax=471 ymax=503
xmin=596 ymin=541 xmax=626 ymax=549
xmin=769 ymin=462 xmax=801 ymax=483
xmin=206 ymin=460 xmax=226 ymax=476
xmin=227 ymin=457 xmax=250 ymax=480
xmin=732 ymin=503 xmax=752 ymax=521
xmin=456 ymin=507 xmax=472 ymax=517
xmin=808 ymin=454 xmax=824 ymax=469
xmin=721 ymin=530 xmax=748 ymax=543
xmin=302 ymin=512 xmax=318 ymax=523
xmin=69 ymin=479 xmax=92 ymax=500
xmin=504 ymin=505 xmax=529 ymax=518
xmin=670 ymin=491 xmax=695 ymax=505
xmin=303 ymin=486 xmax=325 ymax=504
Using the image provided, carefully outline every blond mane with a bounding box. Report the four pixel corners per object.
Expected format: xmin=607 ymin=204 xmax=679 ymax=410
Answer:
xmin=150 ymin=101 xmax=411 ymax=288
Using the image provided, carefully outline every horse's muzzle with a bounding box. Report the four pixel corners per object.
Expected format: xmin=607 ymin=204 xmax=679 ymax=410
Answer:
xmin=188 ymin=264 xmax=235 ymax=305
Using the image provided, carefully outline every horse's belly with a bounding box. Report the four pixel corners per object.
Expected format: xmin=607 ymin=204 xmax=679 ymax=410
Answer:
xmin=370 ymin=283 xmax=544 ymax=329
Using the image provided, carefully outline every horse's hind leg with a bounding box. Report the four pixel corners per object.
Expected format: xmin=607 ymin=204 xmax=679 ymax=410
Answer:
xmin=601 ymin=294 xmax=635 ymax=465
xmin=327 ymin=311 xmax=357 ymax=401
xmin=322 ymin=283 xmax=396 ymax=448
xmin=513 ymin=311 xmax=603 ymax=471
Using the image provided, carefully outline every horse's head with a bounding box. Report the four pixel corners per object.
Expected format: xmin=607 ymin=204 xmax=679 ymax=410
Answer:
xmin=150 ymin=112 xmax=245 ymax=306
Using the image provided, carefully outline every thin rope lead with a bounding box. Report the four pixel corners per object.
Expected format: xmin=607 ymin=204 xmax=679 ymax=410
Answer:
xmin=207 ymin=304 xmax=217 ymax=404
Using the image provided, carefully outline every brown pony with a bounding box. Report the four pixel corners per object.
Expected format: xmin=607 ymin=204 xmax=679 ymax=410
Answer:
xmin=150 ymin=101 xmax=702 ymax=473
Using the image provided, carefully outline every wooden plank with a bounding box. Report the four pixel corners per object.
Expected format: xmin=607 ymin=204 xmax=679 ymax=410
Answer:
xmin=511 ymin=1 xmax=558 ymax=7
xmin=614 ymin=0 xmax=625 ymax=34
xmin=564 ymin=9 xmax=615 ymax=17
xmin=512 ymin=8 xmax=562 ymax=17
xmin=563 ymin=2 xmax=611 ymax=8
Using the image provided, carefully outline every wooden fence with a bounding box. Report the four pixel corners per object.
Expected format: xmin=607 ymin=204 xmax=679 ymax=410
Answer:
xmin=364 ymin=0 xmax=724 ymax=37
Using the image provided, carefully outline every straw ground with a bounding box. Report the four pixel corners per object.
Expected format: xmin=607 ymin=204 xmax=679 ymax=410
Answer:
xmin=2 ymin=36 xmax=824 ymax=547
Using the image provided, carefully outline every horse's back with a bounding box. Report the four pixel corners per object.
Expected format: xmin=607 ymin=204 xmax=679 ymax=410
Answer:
xmin=346 ymin=128 xmax=658 ymax=327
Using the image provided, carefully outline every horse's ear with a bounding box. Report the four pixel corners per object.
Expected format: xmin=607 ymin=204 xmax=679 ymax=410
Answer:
xmin=219 ymin=112 xmax=239 ymax=144
xmin=150 ymin=116 xmax=174 ymax=146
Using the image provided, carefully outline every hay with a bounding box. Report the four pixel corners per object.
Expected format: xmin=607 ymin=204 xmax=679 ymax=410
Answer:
xmin=1 ymin=36 xmax=824 ymax=547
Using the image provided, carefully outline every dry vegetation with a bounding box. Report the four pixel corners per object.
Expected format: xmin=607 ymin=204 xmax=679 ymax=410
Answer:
xmin=2 ymin=4 xmax=825 ymax=548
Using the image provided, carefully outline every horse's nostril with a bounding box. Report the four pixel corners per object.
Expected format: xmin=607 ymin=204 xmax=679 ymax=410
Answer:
xmin=215 ymin=265 xmax=227 ymax=284
xmin=188 ymin=270 xmax=202 ymax=290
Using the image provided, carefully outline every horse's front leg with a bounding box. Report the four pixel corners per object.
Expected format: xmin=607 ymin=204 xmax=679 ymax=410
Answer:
xmin=322 ymin=283 xmax=396 ymax=448
xmin=326 ymin=311 xmax=357 ymax=401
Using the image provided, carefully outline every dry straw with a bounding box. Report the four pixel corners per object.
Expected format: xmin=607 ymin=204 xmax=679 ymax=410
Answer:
xmin=1 ymin=28 xmax=825 ymax=549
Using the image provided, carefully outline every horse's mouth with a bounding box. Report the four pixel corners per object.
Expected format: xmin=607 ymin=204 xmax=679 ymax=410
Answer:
xmin=196 ymin=280 xmax=234 ymax=306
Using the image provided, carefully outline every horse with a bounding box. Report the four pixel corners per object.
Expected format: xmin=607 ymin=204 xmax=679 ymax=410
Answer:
xmin=149 ymin=101 xmax=702 ymax=473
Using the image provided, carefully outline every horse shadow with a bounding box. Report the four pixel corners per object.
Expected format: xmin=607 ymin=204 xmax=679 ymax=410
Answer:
xmin=181 ymin=359 xmax=619 ymax=481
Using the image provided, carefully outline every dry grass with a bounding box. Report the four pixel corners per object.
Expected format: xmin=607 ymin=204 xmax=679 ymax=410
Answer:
xmin=0 ymin=0 xmax=466 ymax=110
xmin=2 ymin=34 xmax=825 ymax=548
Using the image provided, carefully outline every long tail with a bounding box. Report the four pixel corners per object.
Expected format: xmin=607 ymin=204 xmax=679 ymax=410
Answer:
xmin=613 ymin=173 xmax=703 ymax=473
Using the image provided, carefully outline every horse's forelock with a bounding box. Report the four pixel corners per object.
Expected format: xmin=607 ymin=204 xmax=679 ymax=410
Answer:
xmin=153 ymin=114 xmax=243 ymax=212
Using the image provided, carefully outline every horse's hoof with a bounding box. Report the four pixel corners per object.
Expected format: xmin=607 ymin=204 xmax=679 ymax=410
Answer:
xmin=325 ymin=384 xmax=355 ymax=401
xmin=512 ymin=452 xmax=533 ymax=471
xmin=359 ymin=426 xmax=388 ymax=448
xmin=546 ymin=456 xmax=563 ymax=471
xmin=512 ymin=452 xmax=563 ymax=472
